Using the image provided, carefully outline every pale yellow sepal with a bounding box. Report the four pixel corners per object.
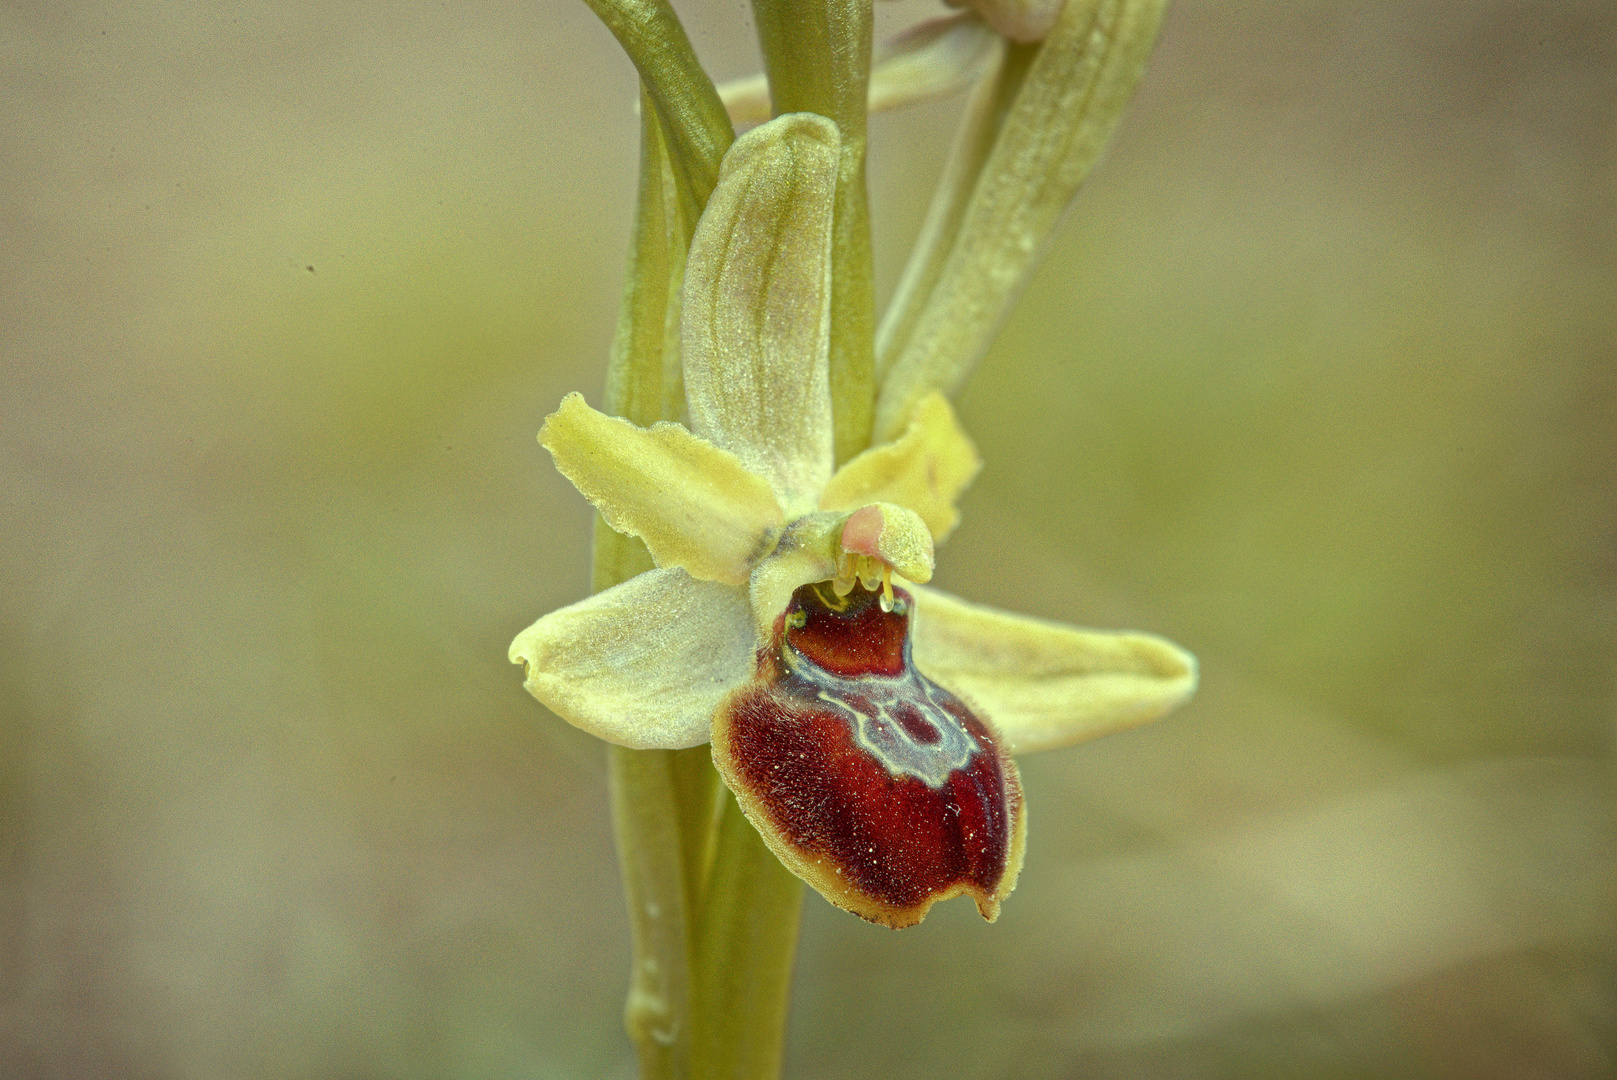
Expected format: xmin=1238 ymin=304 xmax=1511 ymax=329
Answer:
xmin=682 ymin=113 xmax=840 ymax=516
xmin=908 ymin=585 xmax=1197 ymax=754
xmin=509 ymin=567 xmax=758 ymax=750
xmin=719 ymin=12 xmax=1002 ymax=125
xmin=540 ymin=392 xmax=785 ymax=586
xmin=819 ymin=391 xmax=981 ymax=543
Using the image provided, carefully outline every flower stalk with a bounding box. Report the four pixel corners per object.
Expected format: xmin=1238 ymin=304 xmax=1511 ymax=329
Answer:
xmin=688 ymin=794 xmax=805 ymax=1079
xmin=595 ymin=84 xmax=720 ymax=1080
xmin=593 ymin=21 xmax=823 ymax=1079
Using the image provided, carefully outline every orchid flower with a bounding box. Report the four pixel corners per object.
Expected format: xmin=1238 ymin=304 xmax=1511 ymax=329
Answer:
xmin=510 ymin=113 xmax=1194 ymax=928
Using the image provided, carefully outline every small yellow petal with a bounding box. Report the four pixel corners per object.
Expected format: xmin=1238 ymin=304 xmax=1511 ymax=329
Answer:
xmin=908 ymin=585 xmax=1197 ymax=754
xmin=819 ymin=391 xmax=981 ymax=543
xmin=541 ymin=393 xmax=785 ymax=586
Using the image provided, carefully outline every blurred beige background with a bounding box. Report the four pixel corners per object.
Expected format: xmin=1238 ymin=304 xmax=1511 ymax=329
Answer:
xmin=3 ymin=1 xmax=1612 ymax=1077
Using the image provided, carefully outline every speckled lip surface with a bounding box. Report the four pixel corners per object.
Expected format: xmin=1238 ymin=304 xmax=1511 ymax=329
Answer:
xmin=716 ymin=583 xmax=1022 ymax=925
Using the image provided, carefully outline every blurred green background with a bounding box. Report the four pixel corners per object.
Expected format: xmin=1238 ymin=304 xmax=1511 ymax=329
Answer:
xmin=3 ymin=1 xmax=1612 ymax=1077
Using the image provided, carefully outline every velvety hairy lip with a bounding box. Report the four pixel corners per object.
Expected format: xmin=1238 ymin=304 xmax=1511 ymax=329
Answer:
xmin=713 ymin=582 xmax=1025 ymax=928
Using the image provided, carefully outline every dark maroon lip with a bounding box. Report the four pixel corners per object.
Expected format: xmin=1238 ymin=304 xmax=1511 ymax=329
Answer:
xmin=717 ymin=581 xmax=1018 ymax=919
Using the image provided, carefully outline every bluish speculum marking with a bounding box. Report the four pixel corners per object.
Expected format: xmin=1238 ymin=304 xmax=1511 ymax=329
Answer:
xmin=715 ymin=581 xmax=1022 ymax=923
xmin=783 ymin=596 xmax=979 ymax=786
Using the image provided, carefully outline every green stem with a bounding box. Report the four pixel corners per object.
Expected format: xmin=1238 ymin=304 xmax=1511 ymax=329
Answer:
xmin=608 ymin=745 xmax=695 ymax=1080
xmin=668 ymin=745 xmax=725 ymax=905
xmin=596 ymin=66 xmax=720 ymax=1080
xmin=581 ymin=0 xmax=735 ymax=208
xmin=590 ymin=12 xmax=804 ymax=1077
xmin=586 ymin=6 xmax=831 ymax=1076
xmin=688 ymin=793 xmax=806 ymax=1080
xmin=602 ymin=88 xmax=695 ymax=432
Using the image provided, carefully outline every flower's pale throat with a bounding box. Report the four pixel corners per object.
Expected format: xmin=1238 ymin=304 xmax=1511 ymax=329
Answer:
xmin=712 ymin=582 xmax=1025 ymax=928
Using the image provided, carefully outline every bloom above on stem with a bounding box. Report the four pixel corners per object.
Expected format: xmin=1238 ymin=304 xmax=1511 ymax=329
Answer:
xmin=511 ymin=112 xmax=1195 ymax=927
